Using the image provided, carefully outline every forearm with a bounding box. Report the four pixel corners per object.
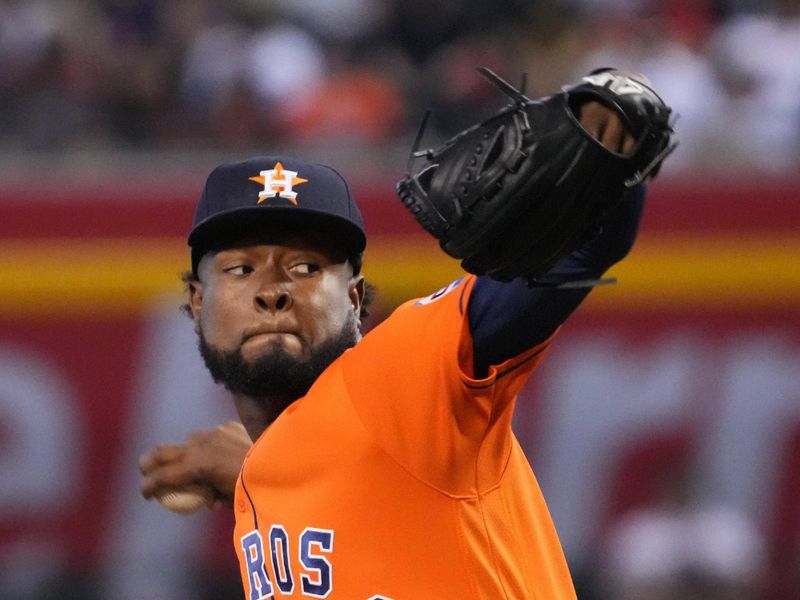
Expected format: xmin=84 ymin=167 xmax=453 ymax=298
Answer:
xmin=468 ymin=185 xmax=646 ymax=377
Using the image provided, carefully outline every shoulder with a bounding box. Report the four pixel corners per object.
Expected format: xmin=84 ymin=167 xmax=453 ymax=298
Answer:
xmin=341 ymin=276 xmax=476 ymax=369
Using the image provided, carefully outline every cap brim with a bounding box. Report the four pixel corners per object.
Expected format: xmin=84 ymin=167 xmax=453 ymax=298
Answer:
xmin=189 ymin=206 xmax=366 ymax=272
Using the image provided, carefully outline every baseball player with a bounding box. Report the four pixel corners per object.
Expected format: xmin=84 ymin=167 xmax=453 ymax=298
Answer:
xmin=141 ymin=70 xmax=673 ymax=598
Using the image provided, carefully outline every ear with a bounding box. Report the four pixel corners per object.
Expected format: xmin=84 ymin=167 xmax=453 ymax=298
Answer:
xmin=188 ymin=279 xmax=204 ymax=335
xmin=349 ymin=276 xmax=365 ymax=324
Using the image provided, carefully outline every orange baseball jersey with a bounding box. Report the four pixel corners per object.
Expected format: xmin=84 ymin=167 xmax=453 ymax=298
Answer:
xmin=232 ymin=276 xmax=576 ymax=599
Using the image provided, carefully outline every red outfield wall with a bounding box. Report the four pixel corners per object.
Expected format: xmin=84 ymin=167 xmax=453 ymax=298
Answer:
xmin=0 ymin=179 xmax=798 ymax=597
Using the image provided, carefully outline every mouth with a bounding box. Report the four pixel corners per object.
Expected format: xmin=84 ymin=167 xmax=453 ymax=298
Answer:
xmin=245 ymin=332 xmax=296 ymax=345
xmin=240 ymin=326 xmax=303 ymax=355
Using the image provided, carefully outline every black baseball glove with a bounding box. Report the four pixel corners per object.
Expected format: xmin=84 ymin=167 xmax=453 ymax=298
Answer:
xmin=396 ymin=68 xmax=676 ymax=286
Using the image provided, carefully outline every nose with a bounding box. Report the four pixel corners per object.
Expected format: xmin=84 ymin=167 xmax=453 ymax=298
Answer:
xmin=254 ymin=286 xmax=293 ymax=313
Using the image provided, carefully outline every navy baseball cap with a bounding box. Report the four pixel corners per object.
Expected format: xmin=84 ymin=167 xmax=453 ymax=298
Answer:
xmin=189 ymin=156 xmax=366 ymax=274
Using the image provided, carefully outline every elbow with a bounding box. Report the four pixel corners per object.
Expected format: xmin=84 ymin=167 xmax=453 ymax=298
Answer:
xmin=606 ymin=225 xmax=639 ymax=265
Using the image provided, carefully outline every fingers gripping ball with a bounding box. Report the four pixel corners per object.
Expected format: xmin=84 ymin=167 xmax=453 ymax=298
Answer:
xmin=157 ymin=485 xmax=214 ymax=514
xmin=396 ymin=67 xmax=676 ymax=286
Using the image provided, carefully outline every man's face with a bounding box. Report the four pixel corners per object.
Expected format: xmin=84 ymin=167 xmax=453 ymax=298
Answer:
xmin=189 ymin=230 xmax=364 ymax=401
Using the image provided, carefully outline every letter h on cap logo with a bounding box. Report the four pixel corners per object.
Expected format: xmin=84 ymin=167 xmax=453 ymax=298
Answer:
xmin=249 ymin=162 xmax=308 ymax=205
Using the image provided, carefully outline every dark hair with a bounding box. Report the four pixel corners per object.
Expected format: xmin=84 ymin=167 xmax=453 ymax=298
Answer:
xmin=179 ymin=256 xmax=375 ymax=321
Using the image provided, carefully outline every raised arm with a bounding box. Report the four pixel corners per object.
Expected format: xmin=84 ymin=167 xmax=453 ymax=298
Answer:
xmin=469 ymin=184 xmax=645 ymax=377
xmin=467 ymin=92 xmax=651 ymax=378
xmin=396 ymin=68 xmax=672 ymax=379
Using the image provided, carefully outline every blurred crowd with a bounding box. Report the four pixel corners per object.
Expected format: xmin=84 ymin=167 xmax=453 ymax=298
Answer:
xmin=1 ymin=4 xmax=797 ymax=600
xmin=2 ymin=0 xmax=800 ymax=174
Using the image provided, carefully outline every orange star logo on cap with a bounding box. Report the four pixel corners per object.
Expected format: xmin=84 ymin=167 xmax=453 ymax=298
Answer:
xmin=249 ymin=162 xmax=308 ymax=205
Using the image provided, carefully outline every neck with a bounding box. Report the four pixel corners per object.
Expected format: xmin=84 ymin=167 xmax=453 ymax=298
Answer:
xmin=233 ymin=393 xmax=295 ymax=441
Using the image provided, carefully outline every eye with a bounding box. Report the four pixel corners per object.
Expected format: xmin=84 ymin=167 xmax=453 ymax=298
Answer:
xmin=223 ymin=264 xmax=253 ymax=276
xmin=289 ymin=262 xmax=320 ymax=275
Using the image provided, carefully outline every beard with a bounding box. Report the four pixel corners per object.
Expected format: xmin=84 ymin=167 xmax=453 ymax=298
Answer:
xmin=198 ymin=313 xmax=358 ymax=410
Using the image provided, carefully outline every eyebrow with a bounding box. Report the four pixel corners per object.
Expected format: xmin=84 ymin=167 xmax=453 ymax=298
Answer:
xmin=212 ymin=245 xmax=347 ymax=266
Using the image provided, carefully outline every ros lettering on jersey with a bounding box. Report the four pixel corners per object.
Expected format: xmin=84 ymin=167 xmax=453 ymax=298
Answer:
xmin=241 ymin=530 xmax=273 ymax=600
xmin=269 ymin=525 xmax=294 ymax=594
xmin=240 ymin=527 xmax=334 ymax=599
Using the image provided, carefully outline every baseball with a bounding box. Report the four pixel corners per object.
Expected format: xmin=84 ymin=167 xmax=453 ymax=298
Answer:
xmin=156 ymin=485 xmax=213 ymax=514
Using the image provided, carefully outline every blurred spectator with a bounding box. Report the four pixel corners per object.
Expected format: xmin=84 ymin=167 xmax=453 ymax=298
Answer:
xmin=242 ymin=22 xmax=325 ymax=116
xmin=179 ymin=15 xmax=248 ymax=127
xmin=288 ymin=58 xmax=407 ymax=144
xmin=710 ymin=0 xmax=800 ymax=172
xmin=0 ymin=0 xmax=59 ymax=74
xmin=271 ymin=0 xmax=388 ymax=43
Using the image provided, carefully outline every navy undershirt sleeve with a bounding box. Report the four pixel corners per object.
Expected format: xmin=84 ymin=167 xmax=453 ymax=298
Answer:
xmin=468 ymin=185 xmax=646 ymax=378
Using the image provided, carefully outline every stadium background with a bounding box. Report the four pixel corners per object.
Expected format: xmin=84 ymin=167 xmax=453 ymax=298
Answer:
xmin=1 ymin=1 xmax=799 ymax=599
